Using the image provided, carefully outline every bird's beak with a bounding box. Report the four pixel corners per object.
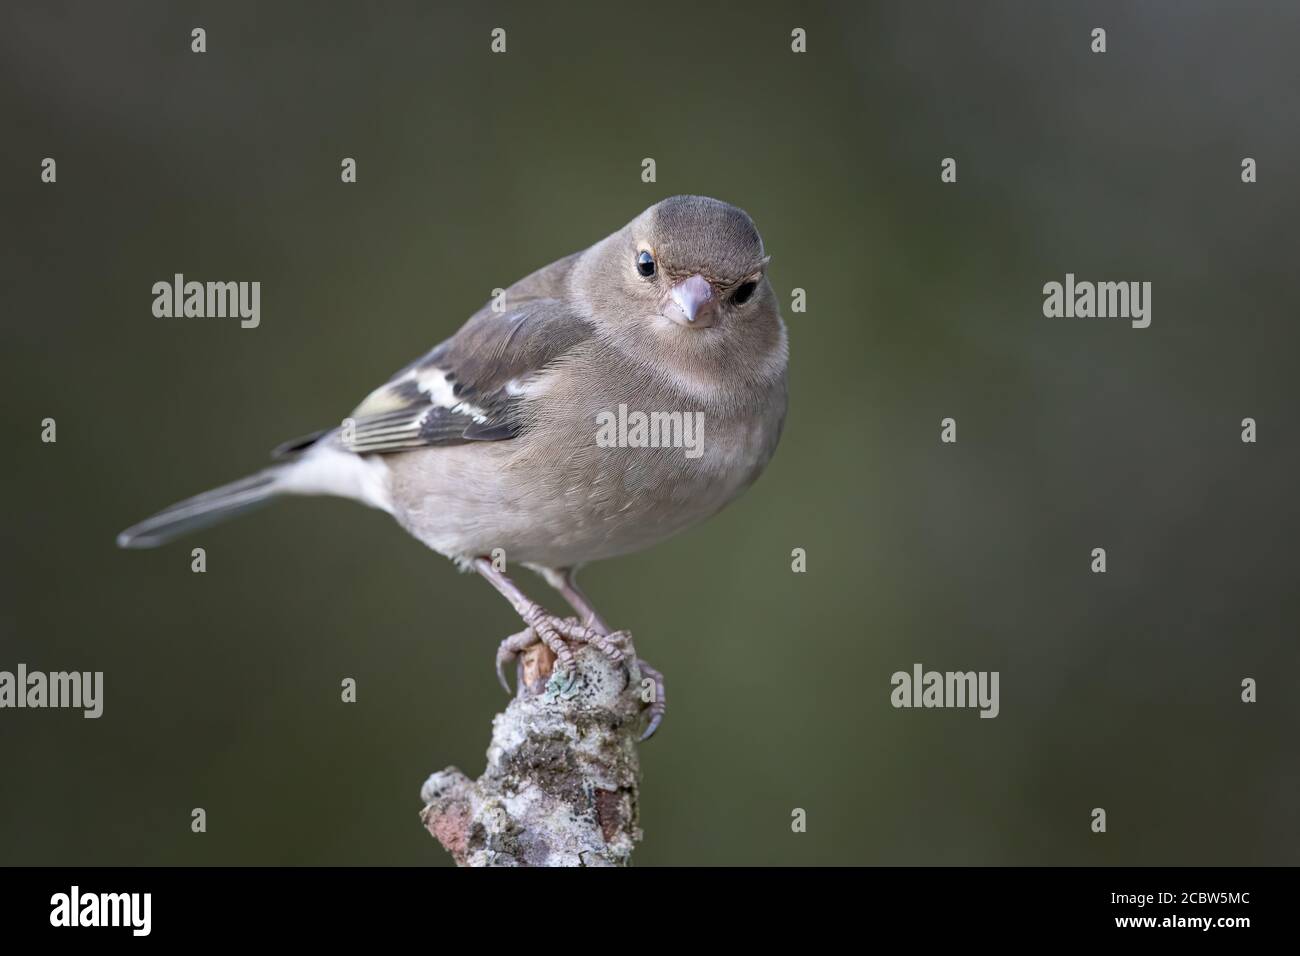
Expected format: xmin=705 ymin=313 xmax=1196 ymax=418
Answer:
xmin=666 ymin=274 xmax=717 ymax=329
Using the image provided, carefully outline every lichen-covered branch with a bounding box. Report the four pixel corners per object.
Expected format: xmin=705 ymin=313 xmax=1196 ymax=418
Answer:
xmin=420 ymin=641 xmax=644 ymax=867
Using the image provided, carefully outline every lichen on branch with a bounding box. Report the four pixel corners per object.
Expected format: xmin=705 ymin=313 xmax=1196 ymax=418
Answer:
xmin=421 ymin=642 xmax=644 ymax=867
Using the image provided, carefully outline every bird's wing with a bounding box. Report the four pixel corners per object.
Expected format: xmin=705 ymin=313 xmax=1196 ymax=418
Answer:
xmin=332 ymin=297 xmax=594 ymax=455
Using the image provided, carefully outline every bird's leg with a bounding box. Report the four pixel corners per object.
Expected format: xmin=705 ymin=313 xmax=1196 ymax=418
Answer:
xmin=474 ymin=558 xmax=628 ymax=690
xmin=538 ymin=566 xmax=612 ymax=633
xmin=540 ymin=566 xmax=667 ymax=740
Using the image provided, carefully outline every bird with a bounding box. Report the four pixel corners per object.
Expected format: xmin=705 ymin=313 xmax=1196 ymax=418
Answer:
xmin=117 ymin=195 xmax=789 ymax=738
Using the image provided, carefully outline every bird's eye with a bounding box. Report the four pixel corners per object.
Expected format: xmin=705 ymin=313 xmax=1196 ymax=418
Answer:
xmin=636 ymin=251 xmax=656 ymax=278
xmin=732 ymin=280 xmax=757 ymax=305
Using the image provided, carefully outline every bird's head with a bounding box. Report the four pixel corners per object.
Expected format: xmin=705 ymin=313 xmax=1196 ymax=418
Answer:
xmin=575 ymin=195 xmax=787 ymax=400
xmin=623 ymin=195 xmax=771 ymax=331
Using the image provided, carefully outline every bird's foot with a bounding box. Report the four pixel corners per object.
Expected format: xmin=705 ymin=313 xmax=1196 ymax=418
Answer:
xmin=495 ymin=606 xmax=631 ymax=693
xmin=493 ymin=607 xmax=664 ymax=740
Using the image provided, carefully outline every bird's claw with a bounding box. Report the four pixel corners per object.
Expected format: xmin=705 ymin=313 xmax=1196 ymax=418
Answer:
xmin=495 ymin=627 xmax=537 ymax=693
xmin=636 ymin=658 xmax=667 ymax=741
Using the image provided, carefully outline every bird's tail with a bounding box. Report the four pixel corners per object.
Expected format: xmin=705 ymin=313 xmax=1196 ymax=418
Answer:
xmin=116 ymin=469 xmax=285 ymax=549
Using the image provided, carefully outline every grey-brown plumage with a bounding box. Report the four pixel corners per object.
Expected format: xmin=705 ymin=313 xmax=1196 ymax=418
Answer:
xmin=118 ymin=196 xmax=789 ymax=737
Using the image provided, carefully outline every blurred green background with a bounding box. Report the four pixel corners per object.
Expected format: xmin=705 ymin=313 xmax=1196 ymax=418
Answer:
xmin=2 ymin=1 xmax=1297 ymax=865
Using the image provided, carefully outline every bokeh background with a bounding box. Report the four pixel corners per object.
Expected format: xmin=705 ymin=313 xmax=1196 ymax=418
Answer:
xmin=2 ymin=1 xmax=1297 ymax=866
